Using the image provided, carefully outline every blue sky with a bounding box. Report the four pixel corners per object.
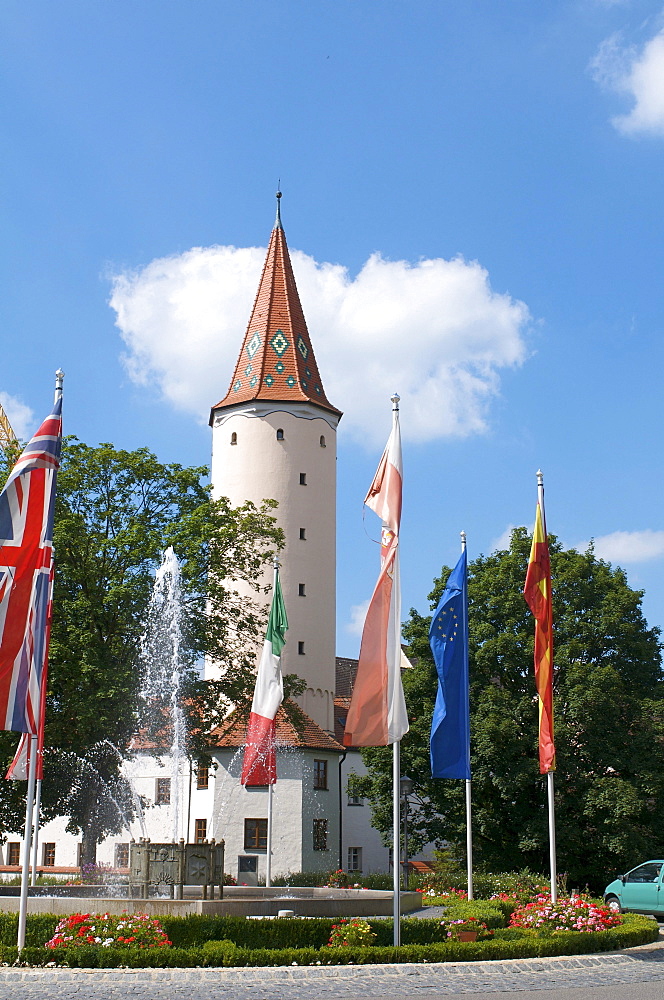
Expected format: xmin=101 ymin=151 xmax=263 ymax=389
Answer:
xmin=2 ymin=1 xmax=664 ymax=656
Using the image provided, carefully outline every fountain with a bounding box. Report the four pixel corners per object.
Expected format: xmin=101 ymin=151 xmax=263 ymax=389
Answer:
xmin=138 ymin=546 xmax=188 ymax=842
xmin=0 ymin=547 xmax=422 ymax=919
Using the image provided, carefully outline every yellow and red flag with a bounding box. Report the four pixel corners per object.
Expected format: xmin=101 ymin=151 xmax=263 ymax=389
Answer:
xmin=523 ymin=502 xmax=555 ymax=773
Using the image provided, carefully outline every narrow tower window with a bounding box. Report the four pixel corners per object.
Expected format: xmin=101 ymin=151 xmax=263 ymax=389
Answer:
xmin=276 ymin=428 xmax=284 ymax=441
xmin=298 ymin=583 xmax=306 ymax=596
xmin=299 ymin=473 xmax=307 ymax=485
xmin=230 ymin=432 xmax=237 ymax=446
xmin=298 ymin=641 xmax=305 ymax=655
xmin=299 ymin=528 xmax=306 ymax=540
xmin=320 ymin=435 xmax=326 ymax=448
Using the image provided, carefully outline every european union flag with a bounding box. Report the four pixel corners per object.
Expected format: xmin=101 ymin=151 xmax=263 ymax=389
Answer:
xmin=429 ymin=549 xmax=470 ymax=779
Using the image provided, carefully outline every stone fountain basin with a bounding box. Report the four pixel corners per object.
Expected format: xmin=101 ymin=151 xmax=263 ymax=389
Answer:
xmin=0 ymin=887 xmax=422 ymax=918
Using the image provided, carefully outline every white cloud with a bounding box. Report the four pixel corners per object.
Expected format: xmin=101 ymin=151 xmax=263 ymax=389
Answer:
xmin=591 ymin=29 xmax=664 ymax=136
xmin=0 ymin=392 xmax=35 ymax=442
xmin=346 ymin=599 xmax=370 ymax=636
xmin=110 ymin=244 xmax=530 ymax=446
xmin=490 ymin=524 xmax=518 ymax=553
xmin=576 ymin=530 xmax=664 ymax=564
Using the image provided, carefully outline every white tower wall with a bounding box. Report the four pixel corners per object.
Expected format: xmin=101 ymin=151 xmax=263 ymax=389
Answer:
xmin=211 ymin=400 xmax=338 ymax=733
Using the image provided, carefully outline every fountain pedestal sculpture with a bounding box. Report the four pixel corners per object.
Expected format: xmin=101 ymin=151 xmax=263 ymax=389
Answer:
xmin=128 ymin=838 xmax=225 ymax=900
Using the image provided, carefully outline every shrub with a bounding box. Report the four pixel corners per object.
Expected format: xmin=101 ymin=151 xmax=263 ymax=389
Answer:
xmin=440 ymin=918 xmax=494 ymax=941
xmin=327 ymin=870 xmax=350 ymax=888
xmin=4 ymin=913 xmax=656 ymax=968
xmin=416 ymin=868 xmax=563 ymax=903
xmin=327 ymin=919 xmax=376 ymax=947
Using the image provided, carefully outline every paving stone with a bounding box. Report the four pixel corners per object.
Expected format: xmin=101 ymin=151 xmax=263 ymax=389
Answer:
xmin=3 ymin=946 xmax=664 ymax=999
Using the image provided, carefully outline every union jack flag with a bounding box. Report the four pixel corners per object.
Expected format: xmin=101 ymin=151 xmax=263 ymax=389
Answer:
xmin=0 ymin=397 xmax=61 ymax=738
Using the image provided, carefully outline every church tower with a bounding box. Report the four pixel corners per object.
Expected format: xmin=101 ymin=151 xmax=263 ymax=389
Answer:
xmin=209 ymin=195 xmax=342 ymax=734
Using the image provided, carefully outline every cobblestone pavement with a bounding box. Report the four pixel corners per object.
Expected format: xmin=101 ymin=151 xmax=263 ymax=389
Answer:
xmin=2 ymin=942 xmax=664 ymax=1000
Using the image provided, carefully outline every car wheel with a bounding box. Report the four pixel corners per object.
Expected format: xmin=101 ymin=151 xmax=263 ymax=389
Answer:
xmin=605 ymin=895 xmax=622 ymax=914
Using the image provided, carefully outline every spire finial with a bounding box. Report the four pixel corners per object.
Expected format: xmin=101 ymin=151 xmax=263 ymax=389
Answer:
xmin=54 ymin=368 xmax=65 ymax=403
xmin=275 ymin=186 xmax=283 ymax=230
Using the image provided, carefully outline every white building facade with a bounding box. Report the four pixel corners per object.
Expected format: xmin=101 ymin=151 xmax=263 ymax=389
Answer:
xmin=2 ymin=200 xmax=395 ymax=882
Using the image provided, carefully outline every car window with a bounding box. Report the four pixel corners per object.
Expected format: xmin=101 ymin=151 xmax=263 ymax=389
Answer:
xmin=625 ymin=863 xmax=662 ymax=883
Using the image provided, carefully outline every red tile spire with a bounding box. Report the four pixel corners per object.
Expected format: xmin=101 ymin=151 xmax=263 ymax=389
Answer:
xmin=209 ymin=193 xmax=342 ymax=423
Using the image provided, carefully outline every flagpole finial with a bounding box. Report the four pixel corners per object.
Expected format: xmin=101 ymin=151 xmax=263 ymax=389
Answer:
xmin=273 ymin=556 xmax=280 ymax=570
xmin=54 ymin=369 xmax=65 ymax=403
xmin=391 ymin=393 xmax=400 ymax=411
xmin=536 ymin=469 xmax=543 ymax=487
xmin=460 ymin=530 xmax=466 ymax=552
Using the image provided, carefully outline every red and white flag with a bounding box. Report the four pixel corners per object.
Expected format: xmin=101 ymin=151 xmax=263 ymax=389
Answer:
xmin=241 ymin=569 xmax=288 ymax=786
xmin=343 ymin=400 xmax=409 ymax=747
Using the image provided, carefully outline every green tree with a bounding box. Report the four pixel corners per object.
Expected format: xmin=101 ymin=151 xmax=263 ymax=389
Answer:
xmin=355 ymin=529 xmax=664 ymax=891
xmin=0 ymin=439 xmax=282 ymax=863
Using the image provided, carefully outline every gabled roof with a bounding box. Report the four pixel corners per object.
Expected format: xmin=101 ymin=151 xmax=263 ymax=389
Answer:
xmin=209 ymin=195 xmax=342 ymax=423
xmin=210 ymin=699 xmax=345 ymax=754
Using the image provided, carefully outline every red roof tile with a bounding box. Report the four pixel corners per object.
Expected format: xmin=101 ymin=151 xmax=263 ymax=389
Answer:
xmin=210 ymin=700 xmax=345 ymax=753
xmin=209 ymin=200 xmax=342 ymax=423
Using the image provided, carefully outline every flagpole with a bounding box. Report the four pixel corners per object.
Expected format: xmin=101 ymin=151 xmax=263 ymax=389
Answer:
xmin=30 ymin=371 xmax=63 ymax=890
xmin=265 ymin=557 xmax=278 ymax=890
xmin=393 ymin=738 xmax=401 ymax=946
xmin=390 ymin=392 xmax=402 ymax=947
xmin=30 ymin=777 xmax=42 ymax=886
xmin=17 ymin=735 xmax=38 ymax=952
xmin=537 ymin=470 xmax=557 ymax=904
xmin=266 ymin=782 xmax=273 ymax=888
xmin=459 ymin=530 xmax=473 ymax=902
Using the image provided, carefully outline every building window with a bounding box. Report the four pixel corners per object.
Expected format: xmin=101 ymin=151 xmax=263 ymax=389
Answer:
xmin=115 ymin=843 xmax=130 ymax=868
xmin=194 ymin=818 xmax=207 ymax=843
xmin=313 ymin=759 xmax=328 ymax=790
xmin=298 ymin=641 xmax=305 ymax=655
xmin=298 ymin=583 xmax=306 ymax=596
xmin=230 ymin=432 xmax=237 ymax=445
xmin=7 ymin=843 xmax=20 ymax=866
xmin=155 ymin=778 xmax=171 ymax=804
xmin=276 ymin=428 xmax=284 ymax=440
xmin=313 ymin=818 xmax=328 ymax=851
xmin=320 ymin=435 xmax=326 ymax=447
xmin=244 ymin=818 xmax=268 ymax=850
xmin=299 ymin=527 xmax=306 ymax=540
xmin=299 ymin=472 xmax=307 ymax=485
xmin=42 ymin=843 xmax=56 ymax=867
xmin=347 ymin=775 xmax=363 ymax=805
xmin=197 ymin=764 xmax=209 ymax=789
xmin=348 ymin=847 xmax=362 ymax=872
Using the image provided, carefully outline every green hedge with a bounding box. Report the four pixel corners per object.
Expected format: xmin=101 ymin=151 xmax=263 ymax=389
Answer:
xmin=3 ymin=913 xmax=656 ymax=968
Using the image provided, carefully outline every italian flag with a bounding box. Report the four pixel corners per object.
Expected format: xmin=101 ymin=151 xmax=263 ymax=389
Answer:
xmin=241 ymin=571 xmax=288 ymax=786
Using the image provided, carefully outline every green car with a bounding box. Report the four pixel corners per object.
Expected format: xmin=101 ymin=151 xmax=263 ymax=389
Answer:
xmin=604 ymin=860 xmax=664 ymax=916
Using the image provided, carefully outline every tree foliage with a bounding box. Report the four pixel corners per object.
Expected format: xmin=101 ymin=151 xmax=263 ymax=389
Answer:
xmin=0 ymin=439 xmax=282 ymax=861
xmin=354 ymin=529 xmax=664 ymax=890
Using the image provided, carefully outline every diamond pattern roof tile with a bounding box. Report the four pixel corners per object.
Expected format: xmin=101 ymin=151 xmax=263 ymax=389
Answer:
xmin=210 ymin=206 xmax=342 ymax=423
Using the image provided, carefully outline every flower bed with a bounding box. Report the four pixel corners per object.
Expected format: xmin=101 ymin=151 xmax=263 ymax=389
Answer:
xmin=509 ymin=894 xmax=621 ymax=934
xmin=0 ymin=908 xmax=657 ymax=968
xmin=327 ymin=918 xmax=377 ymax=947
xmin=45 ymin=913 xmax=171 ymax=950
